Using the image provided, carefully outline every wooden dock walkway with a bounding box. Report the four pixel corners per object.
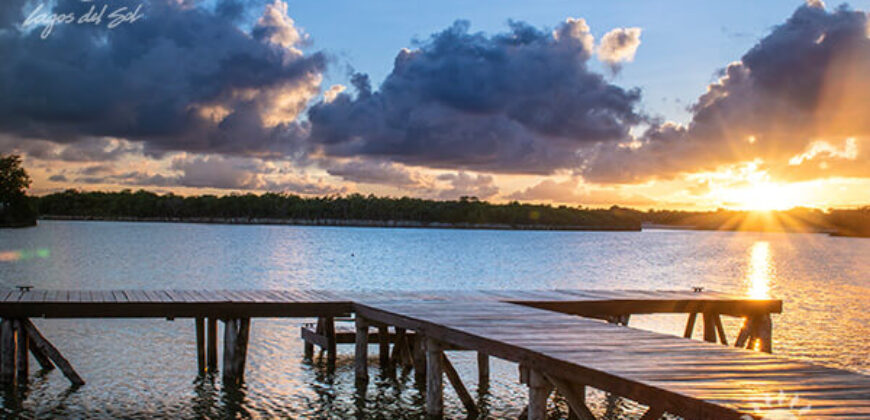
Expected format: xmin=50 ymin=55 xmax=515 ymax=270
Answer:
xmin=0 ymin=288 xmax=867 ymax=419
xmin=355 ymin=298 xmax=870 ymax=419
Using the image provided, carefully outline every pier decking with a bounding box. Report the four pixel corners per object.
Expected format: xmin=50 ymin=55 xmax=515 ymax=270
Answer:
xmin=0 ymin=288 xmax=868 ymax=419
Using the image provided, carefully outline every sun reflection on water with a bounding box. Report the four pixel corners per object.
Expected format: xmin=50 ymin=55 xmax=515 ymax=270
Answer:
xmin=747 ymin=241 xmax=774 ymax=299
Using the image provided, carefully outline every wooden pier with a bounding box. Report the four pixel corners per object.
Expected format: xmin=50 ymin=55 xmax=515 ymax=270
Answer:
xmin=0 ymin=288 xmax=868 ymax=419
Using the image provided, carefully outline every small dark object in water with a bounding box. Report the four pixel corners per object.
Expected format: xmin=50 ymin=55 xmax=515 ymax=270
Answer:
xmin=692 ymin=286 xmax=704 ymax=293
xmin=16 ymin=285 xmax=33 ymax=292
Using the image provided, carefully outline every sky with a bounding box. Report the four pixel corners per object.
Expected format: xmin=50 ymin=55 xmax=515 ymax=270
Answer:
xmin=2 ymin=0 xmax=870 ymax=210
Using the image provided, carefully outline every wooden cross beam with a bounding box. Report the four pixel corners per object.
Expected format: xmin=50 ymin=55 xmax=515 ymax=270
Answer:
xmin=21 ymin=319 xmax=84 ymax=386
xmin=441 ymin=352 xmax=478 ymax=417
xmin=543 ymin=373 xmax=596 ymax=420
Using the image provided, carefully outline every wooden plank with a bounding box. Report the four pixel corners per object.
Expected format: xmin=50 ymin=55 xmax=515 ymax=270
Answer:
xmin=21 ymin=319 xmax=84 ymax=386
xmin=354 ymin=300 xmax=870 ymax=420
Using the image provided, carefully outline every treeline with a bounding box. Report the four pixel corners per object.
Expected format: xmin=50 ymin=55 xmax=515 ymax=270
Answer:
xmin=32 ymin=189 xmax=870 ymax=236
xmin=36 ymin=189 xmax=641 ymax=230
xmin=631 ymin=207 xmax=870 ymax=237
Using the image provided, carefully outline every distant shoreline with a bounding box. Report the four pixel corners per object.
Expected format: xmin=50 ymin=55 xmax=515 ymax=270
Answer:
xmin=33 ymin=217 xmax=870 ymax=237
xmin=38 ymin=215 xmax=641 ymax=232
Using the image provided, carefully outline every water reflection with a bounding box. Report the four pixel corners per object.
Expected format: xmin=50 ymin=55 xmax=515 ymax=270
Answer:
xmin=1 ymin=222 xmax=868 ymax=416
xmin=747 ymin=241 xmax=773 ymax=299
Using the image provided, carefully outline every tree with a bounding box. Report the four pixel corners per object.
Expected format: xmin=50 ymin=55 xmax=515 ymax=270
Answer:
xmin=0 ymin=154 xmax=37 ymax=227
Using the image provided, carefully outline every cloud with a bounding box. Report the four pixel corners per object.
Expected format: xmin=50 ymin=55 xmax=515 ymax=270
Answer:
xmin=508 ymin=179 xmax=583 ymax=202
xmin=436 ymin=172 xmax=498 ymax=199
xmin=597 ymin=27 xmax=642 ymax=72
xmin=583 ymin=4 xmax=870 ymax=183
xmin=326 ymin=160 xmax=431 ymax=188
xmin=70 ymin=154 xmax=345 ymax=194
xmin=507 ymin=177 xmax=654 ymax=206
xmin=169 ymin=156 xmax=265 ymax=189
xmin=0 ymin=136 xmax=143 ymax=162
xmin=0 ymin=0 xmax=324 ymax=159
xmin=307 ymin=19 xmax=643 ymax=174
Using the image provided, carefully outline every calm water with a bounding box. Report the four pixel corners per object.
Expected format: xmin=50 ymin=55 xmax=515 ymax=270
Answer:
xmin=0 ymin=220 xmax=867 ymax=418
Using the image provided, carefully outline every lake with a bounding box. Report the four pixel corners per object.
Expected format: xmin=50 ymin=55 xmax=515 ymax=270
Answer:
xmin=0 ymin=220 xmax=867 ymax=418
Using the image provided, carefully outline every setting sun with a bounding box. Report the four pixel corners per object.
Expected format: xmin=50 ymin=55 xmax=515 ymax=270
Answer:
xmin=715 ymin=181 xmax=802 ymax=211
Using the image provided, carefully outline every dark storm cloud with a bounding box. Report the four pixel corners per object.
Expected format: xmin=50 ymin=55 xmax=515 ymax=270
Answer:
xmin=0 ymin=136 xmax=143 ymax=162
xmin=0 ymin=0 xmax=324 ymax=158
xmin=307 ymin=19 xmax=643 ymax=174
xmin=584 ymin=3 xmax=870 ymax=183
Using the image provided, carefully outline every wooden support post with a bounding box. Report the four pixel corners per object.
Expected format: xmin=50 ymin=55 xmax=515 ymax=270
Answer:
xmin=477 ymin=352 xmax=489 ymax=391
xmin=404 ymin=334 xmax=416 ymax=368
xmin=639 ymin=406 xmax=665 ymax=420
xmin=713 ymin=314 xmax=728 ymax=346
xmin=756 ymin=314 xmax=772 ymax=353
xmin=412 ymin=334 xmax=427 ymax=388
xmin=543 ymin=374 xmax=595 ymax=420
xmin=606 ymin=315 xmax=630 ymax=326
xmin=324 ymin=316 xmax=337 ymax=364
xmin=425 ymin=338 xmax=444 ymax=418
xmin=14 ymin=320 xmax=28 ymax=381
xmin=21 ymin=319 xmax=84 ymax=386
xmin=702 ymin=312 xmax=717 ymax=343
xmin=222 ymin=318 xmax=251 ymax=387
xmin=303 ymin=320 xmax=315 ymax=360
xmin=354 ymin=317 xmax=369 ymax=386
xmin=207 ymin=317 xmax=218 ymax=373
xmin=195 ymin=317 xmax=205 ymax=376
xmin=683 ymin=312 xmax=697 ymax=338
xmin=378 ymin=325 xmax=390 ymax=373
xmin=315 ymin=318 xmax=325 ymax=358
xmin=1 ymin=319 xmax=15 ymax=384
xmin=734 ymin=317 xmax=753 ymax=349
xmin=391 ymin=328 xmax=411 ymax=369
xmin=442 ymin=352 xmax=478 ymax=417
xmin=527 ymin=370 xmax=553 ymax=420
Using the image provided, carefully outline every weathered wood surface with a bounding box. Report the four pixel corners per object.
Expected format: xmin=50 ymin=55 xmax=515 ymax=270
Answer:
xmin=0 ymin=289 xmax=781 ymax=319
xmin=354 ymin=299 xmax=870 ymax=420
xmin=0 ymin=289 xmax=353 ymax=318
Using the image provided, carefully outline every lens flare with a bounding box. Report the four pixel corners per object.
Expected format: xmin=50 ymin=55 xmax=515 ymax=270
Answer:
xmin=0 ymin=248 xmax=51 ymax=262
